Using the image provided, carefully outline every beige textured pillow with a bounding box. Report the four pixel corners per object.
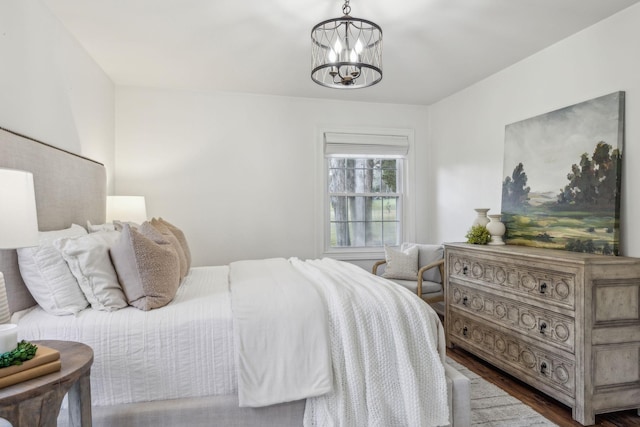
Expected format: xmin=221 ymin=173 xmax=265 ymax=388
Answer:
xmin=150 ymin=218 xmax=188 ymax=278
xmin=382 ymin=245 xmax=419 ymax=280
xmin=110 ymin=223 xmax=180 ymax=311
xmin=158 ymin=218 xmax=192 ymax=269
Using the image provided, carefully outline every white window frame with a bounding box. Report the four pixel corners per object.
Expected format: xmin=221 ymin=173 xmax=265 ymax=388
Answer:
xmin=316 ymin=126 xmax=416 ymax=260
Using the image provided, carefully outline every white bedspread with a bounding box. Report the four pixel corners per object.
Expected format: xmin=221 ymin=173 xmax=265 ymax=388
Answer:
xmin=13 ymin=259 xmax=449 ymax=426
xmin=291 ymin=258 xmax=449 ymax=427
xmin=229 ymin=258 xmax=333 ymax=407
xmin=12 ymin=267 xmax=237 ymax=406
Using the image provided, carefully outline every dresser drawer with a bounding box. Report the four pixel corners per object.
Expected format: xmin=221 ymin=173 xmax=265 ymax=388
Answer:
xmin=449 ymin=311 xmax=575 ymax=401
xmin=450 ymin=283 xmax=575 ymax=353
xmin=447 ymin=250 xmax=577 ymax=310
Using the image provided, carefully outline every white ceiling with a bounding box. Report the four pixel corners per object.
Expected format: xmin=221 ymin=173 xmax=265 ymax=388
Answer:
xmin=43 ymin=0 xmax=640 ymax=106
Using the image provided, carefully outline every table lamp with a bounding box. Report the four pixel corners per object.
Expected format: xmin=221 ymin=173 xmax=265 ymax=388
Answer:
xmin=106 ymin=196 xmax=147 ymax=223
xmin=0 ymin=168 xmax=39 ymax=352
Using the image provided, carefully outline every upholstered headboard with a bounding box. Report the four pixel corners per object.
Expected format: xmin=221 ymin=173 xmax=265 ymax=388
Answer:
xmin=0 ymin=127 xmax=107 ymax=314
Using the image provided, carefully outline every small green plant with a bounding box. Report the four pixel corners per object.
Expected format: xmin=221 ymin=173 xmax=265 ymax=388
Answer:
xmin=466 ymin=225 xmax=491 ymax=245
xmin=0 ymin=340 xmax=37 ymax=368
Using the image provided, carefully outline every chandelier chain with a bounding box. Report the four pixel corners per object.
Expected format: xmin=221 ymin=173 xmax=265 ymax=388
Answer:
xmin=342 ymin=0 xmax=351 ymax=16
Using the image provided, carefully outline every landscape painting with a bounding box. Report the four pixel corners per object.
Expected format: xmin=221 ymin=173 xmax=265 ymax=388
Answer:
xmin=501 ymin=91 xmax=624 ymax=255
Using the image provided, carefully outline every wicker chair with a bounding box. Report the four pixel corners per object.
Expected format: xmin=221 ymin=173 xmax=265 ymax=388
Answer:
xmin=372 ymin=243 xmax=445 ymax=314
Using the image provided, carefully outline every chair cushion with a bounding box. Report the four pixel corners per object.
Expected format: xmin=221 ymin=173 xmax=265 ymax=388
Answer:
xmin=388 ymin=279 xmax=443 ymax=296
xmin=401 ymin=243 xmax=443 ymax=283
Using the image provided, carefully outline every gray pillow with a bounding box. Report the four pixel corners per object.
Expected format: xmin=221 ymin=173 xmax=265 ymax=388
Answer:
xmin=110 ymin=222 xmax=180 ymax=311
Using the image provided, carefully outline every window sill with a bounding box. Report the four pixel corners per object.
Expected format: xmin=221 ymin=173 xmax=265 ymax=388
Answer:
xmin=322 ymin=249 xmax=385 ymax=261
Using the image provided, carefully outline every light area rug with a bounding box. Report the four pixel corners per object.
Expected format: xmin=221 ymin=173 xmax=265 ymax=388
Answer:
xmin=447 ymin=357 xmax=559 ymax=427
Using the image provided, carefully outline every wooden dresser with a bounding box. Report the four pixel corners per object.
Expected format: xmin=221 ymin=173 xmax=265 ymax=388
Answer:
xmin=444 ymin=243 xmax=640 ymax=425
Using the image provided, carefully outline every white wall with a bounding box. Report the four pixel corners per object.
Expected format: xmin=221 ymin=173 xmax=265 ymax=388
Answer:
xmin=0 ymin=0 xmax=115 ymax=190
xmin=11 ymin=0 xmax=636 ymax=261
xmin=428 ymin=3 xmax=640 ymax=257
xmin=115 ymin=87 xmax=430 ymax=266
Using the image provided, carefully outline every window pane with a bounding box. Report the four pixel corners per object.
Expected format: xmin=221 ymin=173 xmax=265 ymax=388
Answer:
xmin=330 ymin=196 xmax=347 ymax=221
xmin=328 ymin=162 xmax=345 ymax=193
xmin=347 ymin=196 xmax=372 ymax=222
xmin=366 ymin=221 xmax=382 ymax=246
xmin=383 ymin=221 xmax=400 ymax=246
xmin=381 ymin=159 xmax=397 ymax=193
xmin=381 ymin=197 xmax=397 ymax=220
xmin=330 ymin=221 xmax=351 ymax=247
xmin=371 ymin=197 xmax=382 ymax=221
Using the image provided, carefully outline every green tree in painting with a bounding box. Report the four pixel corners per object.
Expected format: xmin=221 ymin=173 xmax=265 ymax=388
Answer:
xmin=557 ymin=141 xmax=620 ymax=207
xmin=502 ymin=162 xmax=530 ymax=212
xmin=593 ymin=141 xmax=621 ymax=205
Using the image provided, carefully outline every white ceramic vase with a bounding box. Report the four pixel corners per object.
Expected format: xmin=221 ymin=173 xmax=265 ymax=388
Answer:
xmin=486 ymin=214 xmax=506 ymax=245
xmin=473 ymin=208 xmax=490 ymax=227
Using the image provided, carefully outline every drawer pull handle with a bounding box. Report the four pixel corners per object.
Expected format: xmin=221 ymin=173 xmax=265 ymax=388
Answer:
xmin=540 ymin=362 xmax=547 ymax=375
xmin=462 ymin=266 xmax=468 ymax=275
xmin=540 ymin=283 xmax=548 ymax=294
xmin=462 ymin=296 xmax=468 ymax=306
xmin=462 ymin=326 xmax=468 ymax=337
xmin=539 ymin=322 xmax=547 ymax=334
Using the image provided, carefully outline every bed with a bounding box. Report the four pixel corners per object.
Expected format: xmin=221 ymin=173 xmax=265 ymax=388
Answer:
xmin=0 ymin=127 xmax=470 ymax=426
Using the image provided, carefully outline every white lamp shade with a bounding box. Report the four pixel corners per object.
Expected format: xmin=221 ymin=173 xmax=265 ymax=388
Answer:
xmin=106 ymin=196 xmax=147 ymax=223
xmin=0 ymin=168 xmax=39 ymax=249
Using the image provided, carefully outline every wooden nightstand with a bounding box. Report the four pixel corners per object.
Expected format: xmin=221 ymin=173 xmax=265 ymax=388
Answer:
xmin=0 ymin=340 xmax=93 ymax=427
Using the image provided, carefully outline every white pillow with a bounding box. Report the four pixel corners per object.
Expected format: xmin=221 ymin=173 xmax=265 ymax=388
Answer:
xmin=17 ymin=224 xmax=89 ymax=315
xmin=54 ymin=231 xmax=128 ymax=311
xmin=382 ymin=245 xmax=419 ymax=280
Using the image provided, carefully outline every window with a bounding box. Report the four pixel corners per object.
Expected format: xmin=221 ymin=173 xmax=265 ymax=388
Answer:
xmin=328 ymin=157 xmax=402 ymax=247
xmin=320 ymin=129 xmax=414 ymax=258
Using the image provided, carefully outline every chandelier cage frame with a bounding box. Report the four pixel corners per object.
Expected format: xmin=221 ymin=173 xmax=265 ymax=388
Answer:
xmin=311 ymin=3 xmax=383 ymax=89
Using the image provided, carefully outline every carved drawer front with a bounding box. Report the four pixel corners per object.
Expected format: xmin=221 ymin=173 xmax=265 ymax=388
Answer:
xmin=448 ymin=251 xmax=576 ymax=310
xmin=450 ymin=284 xmax=575 ymax=353
xmin=449 ymin=311 xmax=575 ymax=398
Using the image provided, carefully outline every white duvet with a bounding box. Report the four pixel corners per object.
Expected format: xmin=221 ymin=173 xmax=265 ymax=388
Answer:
xmin=14 ymin=258 xmax=449 ymax=426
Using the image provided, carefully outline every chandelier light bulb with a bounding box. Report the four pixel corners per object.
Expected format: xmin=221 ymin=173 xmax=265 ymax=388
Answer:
xmin=355 ymin=39 xmax=363 ymax=54
xmin=334 ymin=39 xmax=342 ymax=54
xmin=328 ymin=48 xmax=337 ymax=63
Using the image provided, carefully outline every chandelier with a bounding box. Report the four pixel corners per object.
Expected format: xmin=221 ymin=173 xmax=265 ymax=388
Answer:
xmin=311 ymin=0 xmax=383 ymax=89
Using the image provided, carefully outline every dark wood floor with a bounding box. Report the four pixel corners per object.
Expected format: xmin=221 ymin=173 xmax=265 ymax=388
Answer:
xmin=446 ymin=346 xmax=640 ymax=427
